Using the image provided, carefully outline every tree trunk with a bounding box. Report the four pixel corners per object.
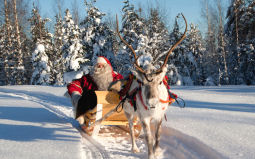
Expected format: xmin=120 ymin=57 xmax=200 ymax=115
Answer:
xmin=4 ymin=0 xmax=11 ymax=85
xmin=13 ymin=0 xmax=21 ymax=52
xmin=217 ymin=0 xmax=229 ymax=84
xmin=13 ymin=0 xmax=24 ymax=84
xmin=4 ymin=0 xmax=11 ymax=46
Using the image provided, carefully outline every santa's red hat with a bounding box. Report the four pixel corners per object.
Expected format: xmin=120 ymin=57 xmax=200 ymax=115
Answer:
xmin=96 ymin=56 xmax=115 ymax=77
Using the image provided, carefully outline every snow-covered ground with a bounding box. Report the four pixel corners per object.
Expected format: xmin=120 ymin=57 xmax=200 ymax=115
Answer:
xmin=0 ymin=85 xmax=254 ymax=159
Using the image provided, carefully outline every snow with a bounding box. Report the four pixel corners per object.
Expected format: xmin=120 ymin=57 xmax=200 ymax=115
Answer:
xmin=0 ymin=85 xmax=254 ymax=159
xmin=37 ymin=44 xmax=45 ymax=53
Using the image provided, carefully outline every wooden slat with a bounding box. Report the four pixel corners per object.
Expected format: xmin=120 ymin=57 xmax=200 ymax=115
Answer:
xmin=95 ymin=91 xmax=120 ymax=104
xmin=101 ymin=120 xmax=129 ymax=126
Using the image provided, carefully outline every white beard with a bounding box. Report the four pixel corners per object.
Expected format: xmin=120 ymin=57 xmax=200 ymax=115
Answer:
xmin=91 ymin=64 xmax=113 ymax=91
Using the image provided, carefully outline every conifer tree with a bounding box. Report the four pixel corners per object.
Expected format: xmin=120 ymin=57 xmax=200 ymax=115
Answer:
xmin=169 ymin=18 xmax=194 ymax=85
xmin=226 ymin=0 xmax=255 ymax=84
xmin=80 ymin=0 xmax=115 ymax=67
xmin=147 ymin=8 xmax=170 ymax=64
xmin=226 ymin=0 xmax=246 ymax=84
xmin=29 ymin=5 xmax=53 ymax=85
xmin=52 ymin=14 xmax=64 ymax=85
xmin=29 ymin=5 xmax=52 ymax=51
xmin=62 ymin=9 xmax=88 ymax=84
xmin=238 ymin=1 xmax=255 ymax=85
xmin=186 ymin=24 xmax=206 ymax=85
xmin=31 ymin=44 xmax=52 ymax=85
xmin=115 ymin=0 xmax=146 ymax=76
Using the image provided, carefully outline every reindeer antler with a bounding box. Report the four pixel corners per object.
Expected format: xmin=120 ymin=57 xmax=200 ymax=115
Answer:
xmin=116 ymin=15 xmax=146 ymax=74
xmin=155 ymin=13 xmax=188 ymax=74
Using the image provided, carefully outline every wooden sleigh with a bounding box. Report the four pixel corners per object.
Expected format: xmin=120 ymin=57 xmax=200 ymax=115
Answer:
xmin=81 ymin=91 xmax=141 ymax=136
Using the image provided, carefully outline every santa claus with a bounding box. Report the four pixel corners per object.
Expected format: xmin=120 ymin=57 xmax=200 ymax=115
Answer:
xmin=67 ymin=56 xmax=123 ymax=125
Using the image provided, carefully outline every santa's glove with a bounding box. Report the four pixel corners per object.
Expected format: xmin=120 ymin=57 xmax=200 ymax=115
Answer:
xmin=71 ymin=92 xmax=81 ymax=117
xmin=76 ymin=90 xmax=97 ymax=119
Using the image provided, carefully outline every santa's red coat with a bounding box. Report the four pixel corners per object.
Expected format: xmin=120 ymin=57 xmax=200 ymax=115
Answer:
xmin=67 ymin=73 xmax=123 ymax=95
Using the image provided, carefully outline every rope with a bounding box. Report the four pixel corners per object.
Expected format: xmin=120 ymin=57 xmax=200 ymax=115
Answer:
xmin=175 ymin=97 xmax=186 ymax=108
xmin=168 ymin=89 xmax=186 ymax=108
xmin=115 ymin=96 xmax=127 ymax=113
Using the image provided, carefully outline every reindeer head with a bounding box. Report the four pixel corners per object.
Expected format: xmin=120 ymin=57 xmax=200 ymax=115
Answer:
xmin=116 ymin=14 xmax=187 ymax=100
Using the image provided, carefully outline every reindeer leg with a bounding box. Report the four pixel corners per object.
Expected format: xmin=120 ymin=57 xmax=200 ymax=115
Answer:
xmin=153 ymin=119 xmax=163 ymax=155
xmin=141 ymin=119 xmax=155 ymax=159
xmin=125 ymin=112 xmax=140 ymax=153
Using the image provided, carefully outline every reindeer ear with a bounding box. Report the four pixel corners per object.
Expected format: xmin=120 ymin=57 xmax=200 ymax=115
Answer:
xmin=131 ymin=69 xmax=144 ymax=81
xmin=130 ymin=69 xmax=138 ymax=77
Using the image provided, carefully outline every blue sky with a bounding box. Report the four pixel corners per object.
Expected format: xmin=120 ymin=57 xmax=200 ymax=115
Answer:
xmin=39 ymin=0 xmax=202 ymax=25
xmin=38 ymin=0 xmax=229 ymax=32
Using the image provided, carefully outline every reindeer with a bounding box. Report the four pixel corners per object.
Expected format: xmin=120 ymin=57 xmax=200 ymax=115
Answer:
xmin=116 ymin=14 xmax=187 ymax=159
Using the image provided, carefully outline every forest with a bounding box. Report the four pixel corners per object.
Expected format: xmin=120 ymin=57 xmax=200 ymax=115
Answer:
xmin=0 ymin=0 xmax=254 ymax=86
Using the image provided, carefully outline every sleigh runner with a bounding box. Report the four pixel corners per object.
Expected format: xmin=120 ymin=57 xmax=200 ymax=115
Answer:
xmin=80 ymin=91 xmax=141 ymax=136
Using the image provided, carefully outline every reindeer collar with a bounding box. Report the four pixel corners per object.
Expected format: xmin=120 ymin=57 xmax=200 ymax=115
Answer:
xmin=120 ymin=74 xmax=171 ymax=111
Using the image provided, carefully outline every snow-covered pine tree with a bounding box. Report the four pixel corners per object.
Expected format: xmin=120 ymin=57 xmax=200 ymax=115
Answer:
xmin=4 ymin=0 xmax=24 ymax=85
xmin=146 ymin=8 xmax=170 ymax=65
xmin=166 ymin=19 xmax=182 ymax=85
xmin=244 ymin=42 xmax=255 ymax=85
xmin=244 ymin=1 xmax=255 ymax=85
xmin=168 ymin=17 xmax=194 ymax=85
xmin=80 ymin=0 xmax=115 ymax=68
xmin=62 ymin=9 xmax=88 ymax=84
xmin=115 ymin=0 xmax=146 ymax=76
xmin=31 ymin=44 xmax=52 ymax=85
xmin=238 ymin=1 xmax=255 ymax=85
xmin=225 ymin=0 xmax=255 ymax=85
xmin=52 ymin=14 xmax=64 ymax=85
xmin=226 ymin=0 xmax=246 ymax=84
xmin=29 ymin=5 xmax=53 ymax=52
xmin=186 ymin=23 xmax=206 ymax=85
xmin=22 ymin=36 xmax=33 ymax=85
xmin=29 ymin=5 xmax=53 ymax=85
xmin=3 ymin=0 xmax=19 ymax=85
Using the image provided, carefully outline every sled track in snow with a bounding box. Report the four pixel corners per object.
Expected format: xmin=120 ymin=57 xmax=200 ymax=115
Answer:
xmin=78 ymin=127 xmax=110 ymax=159
xmin=0 ymin=89 xmax=110 ymax=159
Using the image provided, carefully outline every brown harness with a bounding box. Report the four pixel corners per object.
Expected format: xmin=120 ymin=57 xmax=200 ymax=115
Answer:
xmin=118 ymin=74 xmax=175 ymax=111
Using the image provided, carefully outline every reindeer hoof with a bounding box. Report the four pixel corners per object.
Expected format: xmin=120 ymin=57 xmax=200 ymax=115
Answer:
xmin=154 ymin=147 xmax=163 ymax=156
xmin=148 ymin=155 xmax=155 ymax=159
xmin=132 ymin=147 xmax=140 ymax=153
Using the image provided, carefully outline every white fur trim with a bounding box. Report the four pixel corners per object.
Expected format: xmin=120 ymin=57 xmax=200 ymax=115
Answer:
xmin=96 ymin=57 xmax=107 ymax=64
